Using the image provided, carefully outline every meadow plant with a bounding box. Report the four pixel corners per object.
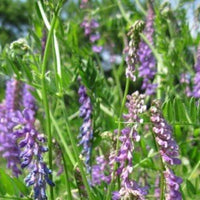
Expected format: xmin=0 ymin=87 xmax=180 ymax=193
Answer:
xmin=0 ymin=0 xmax=199 ymax=200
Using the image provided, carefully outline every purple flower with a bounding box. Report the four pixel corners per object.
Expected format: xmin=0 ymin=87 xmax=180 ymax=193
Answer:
xmin=80 ymin=17 xmax=102 ymax=53
xmin=193 ymin=44 xmax=200 ymax=98
xmin=164 ymin=168 xmax=183 ymax=200
xmin=90 ymin=33 xmax=100 ymax=43
xmin=81 ymin=19 xmax=99 ymax=36
xmin=23 ymin=84 xmax=37 ymax=113
xmin=0 ymin=79 xmax=23 ymax=176
xmin=150 ymin=100 xmax=182 ymax=199
xmin=138 ymin=3 xmax=157 ymax=95
xmin=5 ymin=79 xmax=23 ymax=111
xmin=113 ymin=91 xmax=148 ymax=199
xmin=14 ymin=84 xmax=54 ymax=199
xmin=91 ymin=155 xmax=111 ymax=186
xmin=112 ymin=191 xmax=120 ymax=200
xmin=92 ymin=45 xmax=103 ymax=53
xmin=150 ymin=100 xmax=181 ymax=166
xmin=124 ymin=21 xmax=145 ymax=82
xmin=78 ymin=84 xmax=93 ymax=172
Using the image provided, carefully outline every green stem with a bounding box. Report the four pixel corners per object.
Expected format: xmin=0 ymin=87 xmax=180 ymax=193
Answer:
xmin=62 ymin=152 xmax=73 ymax=200
xmin=105 ymin=78 xmax=130 ymax=200
xmin=39 ymin=1 xmax=63 ymax=199
xmin=61 ymin=100 xmax=94 ymax=200
xmin=50 ymin=111 xmax=76 ymax=166
xmin=135 ymin=0 xmax=147 ymax=16
xmin=116 ymin=0 xmax=132 ymax=24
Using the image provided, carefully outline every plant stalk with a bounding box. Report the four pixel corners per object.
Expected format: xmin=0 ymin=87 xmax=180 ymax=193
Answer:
xmin=40 ymin=1 xmax=63 ymax=199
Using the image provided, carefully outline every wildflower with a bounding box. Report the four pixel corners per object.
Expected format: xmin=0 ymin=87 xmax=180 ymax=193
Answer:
xmin=0 ymin=79 xmax=23 ymax=177
xmin=138 ymin=2 xmax=157 ymax=95
xmin=164 ymin=168 xmax=183 ymax=200
xmin=150 ymin=100 xmax=181 ymax=166
xmin=80 ymin=18 xmax=102 ymax=53
xmin=78 ymin=84 xmax=93 ymax=173
xmin=14 ymin=84 xmax=54 ymax=200
xmin=92 ymin=45 xmax=103 ymax=53
xmin=193 ymin=43 xmax=200 ymax=98
xmin=91 ymin=155 xmax=111 ymax=186
xmin=113 ymin=91 xmax=148 ymax=200
xmin=124 ymin=20 xmax=145 ymax=81
xmin=150 ymin=100 xmax=182 ymax=200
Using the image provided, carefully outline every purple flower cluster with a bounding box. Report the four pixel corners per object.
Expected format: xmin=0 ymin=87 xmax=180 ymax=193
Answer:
xmin=14 ymin=84 xmax=54 ymax=200
xmin=150 ymin=100 xmax=181 ymax=166
xmin=91 ymin=155 xmax=111 ymax=186
xmin=113 ymin=91 xmax=148 ymax=200
xmin=124 ymin=20 xmax=145 ymax=82
xmin=5 ymin=79 xmax=23 ymax=111
xmin=81 ymin=18 xmax=102 ymax=53
xmin=193 ymin=43 xmax=200 ymax=98
xmin=78 ymin=84 xmax=93 ymax=172
xmin=137 ymin=3 xmax=157 ymax=95
xmin=0 ymin=79 xmax=23 ymax=177
xmin=0 ymin=79 xmax=54 ymax=199
xmin=164 ymin=168 xmax=183 ymax=200
xmin=150 ymin=100 xmax=182 ymax=199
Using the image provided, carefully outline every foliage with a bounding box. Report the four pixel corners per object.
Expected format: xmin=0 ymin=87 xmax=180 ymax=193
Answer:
xmin=0 ymin=0 xmax=200 ymax=200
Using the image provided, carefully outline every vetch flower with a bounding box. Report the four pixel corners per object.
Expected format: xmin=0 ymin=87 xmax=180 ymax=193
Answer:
xmin=164 ymin=168 xmax=183 ymax=200
xmin=124 ymin=20 xmax=145 ymax=82
xmin=150 ymin=100 xmax=181 ymax=166
xmin=193 ymin=43 xmax=200 ymax=98
xmin=138 ymin=2 xmax=157 ymax=95
xmin=78 ymin=84 xmax=93 ymax=173
xmin=92 ymin=45 xmax=103 ymax=53
xmin=80 ymin=17 xmax=102 ymax=53
xmin=150 ymin=100 xmax=182 ymax=200
xmin=113 ymin=91 xmax=148 ymax=200
xmin=91 ymin=155 xmax=111 ymax=186
xmin=14 ymin=84 xmax=54 ymax=200
xmin=0 ymin=79 xmax=23 ymax=177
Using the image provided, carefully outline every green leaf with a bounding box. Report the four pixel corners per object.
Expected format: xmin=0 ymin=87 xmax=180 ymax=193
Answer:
xmin=186 ymin=180 xmax=196 ymax=197
xmin=167 ymin=100 xmax=175 ymax=122
xmin=0 ymin=169 xmax=19 ymax=196
xmin=189 ymin=97 xmax=197 ymax=123
xmin=12 ymin=178 xmax=29 ymax=196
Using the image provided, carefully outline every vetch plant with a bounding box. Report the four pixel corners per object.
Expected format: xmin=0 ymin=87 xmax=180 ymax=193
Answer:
xmin=138 ymin=2 xmax=157 ymax=95
xmin=0 ymin=0 xmax=199 ymax=199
